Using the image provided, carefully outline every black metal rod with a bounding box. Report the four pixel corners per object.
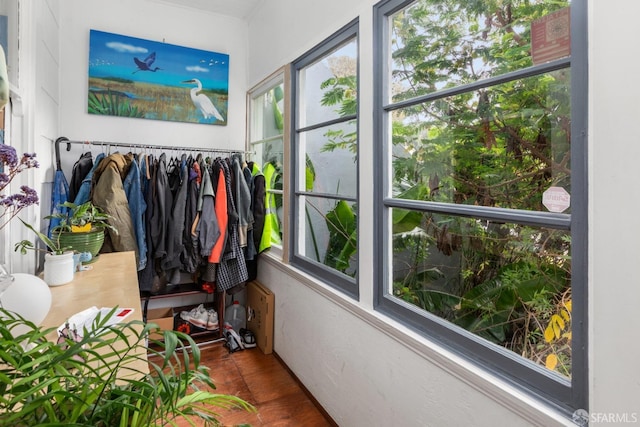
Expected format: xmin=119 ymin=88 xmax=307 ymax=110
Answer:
xmin=53 ymin=136 xmax=252 ymax=171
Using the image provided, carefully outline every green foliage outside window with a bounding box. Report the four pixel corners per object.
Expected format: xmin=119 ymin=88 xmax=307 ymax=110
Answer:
xmin=387 ymin=0 xmax=573 ymax=376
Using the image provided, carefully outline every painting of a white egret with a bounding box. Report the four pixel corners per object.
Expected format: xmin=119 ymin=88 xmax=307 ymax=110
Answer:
xmin=88 ymin=29 xmax=229 ymax=125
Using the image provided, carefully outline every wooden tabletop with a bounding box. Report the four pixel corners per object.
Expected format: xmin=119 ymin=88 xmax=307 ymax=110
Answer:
xmin=41 ymin=251 xmax=148 ymax=376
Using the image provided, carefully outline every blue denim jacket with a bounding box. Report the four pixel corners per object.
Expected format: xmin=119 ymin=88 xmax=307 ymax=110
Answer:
xmin=73 ymin=152 xmax=105 ymax=205
xmin=123 ymin=157 xmax=147 ymax=271
xmin=48 ymin=170 xmax=70 ymax=238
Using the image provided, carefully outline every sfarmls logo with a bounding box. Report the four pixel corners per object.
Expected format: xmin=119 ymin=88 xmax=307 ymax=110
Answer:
xmin=572 ymin=409 xmax=638 ymax=425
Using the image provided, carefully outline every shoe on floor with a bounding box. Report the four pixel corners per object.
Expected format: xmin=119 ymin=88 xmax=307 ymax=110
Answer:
xmin=239 ymin=328 xmax=257 ymax=349
xmin=224 ymin=328 xmax=243 ymax=353
xmin=206 ymin=309 xmax=219 ymax=330
xmin=180 ymin=304 xmax=208 ymax=328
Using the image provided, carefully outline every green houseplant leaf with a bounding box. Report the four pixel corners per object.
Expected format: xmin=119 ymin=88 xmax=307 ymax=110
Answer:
xmin=14 ymin=217 xmax=67 ymax=255
xmin=0 ymin=308 xmax=255 ymax=425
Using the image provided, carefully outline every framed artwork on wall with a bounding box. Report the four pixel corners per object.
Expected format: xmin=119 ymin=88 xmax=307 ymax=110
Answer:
xmin=88 ymin=29 xmax=229 ymax=126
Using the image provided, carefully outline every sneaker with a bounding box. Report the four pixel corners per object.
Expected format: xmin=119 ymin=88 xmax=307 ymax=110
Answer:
xmin=223 ymin=328 xmax=243 ymax=353
xmin=180 ymin=304 xmax=208 ymax=328
xmin=239 ymin=328 xmax=256 ymax=349
xmin=223 ymin=323 xmax=245 ymax=350
xmin=206 ymin=309 xmax=219 ymax=330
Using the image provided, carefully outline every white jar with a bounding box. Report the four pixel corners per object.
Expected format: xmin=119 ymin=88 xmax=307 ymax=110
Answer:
xmin=44 ymin=251 xmax=75 ymax=286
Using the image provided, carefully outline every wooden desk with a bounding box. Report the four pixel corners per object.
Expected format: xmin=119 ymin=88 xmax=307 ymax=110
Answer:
xmin=41 ymin=251 xmax=148 ymax=376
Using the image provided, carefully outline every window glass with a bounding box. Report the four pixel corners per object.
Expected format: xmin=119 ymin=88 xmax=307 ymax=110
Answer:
xmin=292 ymin=21 xmax=359 ymax=295
xmin=299 ymin=122 xmax=358 ymax=198
xmin=249 ymin=77 xmax=285 ymax=249
xmin=298 ymin=195 xmax=357 ymax=276
xmin=391 ymin=70 xmax=571 ymax=212
xmin=390 ymin=209 xmax=572 ymax=376
xmin=299 ymin=39 xmax=358 ymax=128
xmin=389 ymin=1 xmax=571 ymax=101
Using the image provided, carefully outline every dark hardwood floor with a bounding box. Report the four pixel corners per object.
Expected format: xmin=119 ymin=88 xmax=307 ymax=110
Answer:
xmin=153 ymin=341 xmax=335 ymax=426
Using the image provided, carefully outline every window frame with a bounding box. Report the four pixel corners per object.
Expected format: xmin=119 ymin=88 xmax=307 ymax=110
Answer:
xmin=373 ymin=0 xmax=588 ymax=414
xmin=290 ymin=19 xmax=360 ymax=299
xmin=246 ymin=67 xmax=288 ymax=258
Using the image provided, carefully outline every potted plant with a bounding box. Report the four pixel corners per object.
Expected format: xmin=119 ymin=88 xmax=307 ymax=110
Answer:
xmin=47 ymin=201 xmax=117 ymax=263
xmin=15 ymin=218 xmax=75 ymax=286
xmin=0 ymin=308 xmax=255 ymax=425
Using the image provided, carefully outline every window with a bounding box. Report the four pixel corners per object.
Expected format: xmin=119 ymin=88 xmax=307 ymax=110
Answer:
xmin=374 ymin=0 xmax=587 ymax=413
xmin=247 ymin=70 xmax=286 ymax=253
xmin=291 ymin=20 xmax=359 ymax=298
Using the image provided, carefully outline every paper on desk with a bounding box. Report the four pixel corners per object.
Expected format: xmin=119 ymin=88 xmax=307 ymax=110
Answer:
xmin=58 ymin=306 xmax=134 ymax=337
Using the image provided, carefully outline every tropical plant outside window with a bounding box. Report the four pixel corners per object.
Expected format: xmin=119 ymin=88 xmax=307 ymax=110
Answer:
xmin=291 ymin=21 xmax=359 ymax=297
xmin=375 ymin=0 xmax=585 ymax=410
xmin=249 ymin=74 xmax=285 ymax=250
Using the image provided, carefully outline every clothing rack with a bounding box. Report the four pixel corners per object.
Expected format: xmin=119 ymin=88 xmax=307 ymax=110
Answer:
xmin=54 ymin=136 xmax=255 ymax=347
xmin=54 ymin=136 xmax=251 ymax=171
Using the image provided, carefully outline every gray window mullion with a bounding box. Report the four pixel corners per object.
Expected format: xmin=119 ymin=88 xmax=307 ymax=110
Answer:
xmin=384 ymin=58 xmax=571 ymax=112
xmin=385 ymin=198 xmax=571 ymax=230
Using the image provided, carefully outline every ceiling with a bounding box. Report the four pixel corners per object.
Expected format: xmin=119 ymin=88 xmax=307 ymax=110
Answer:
xmin=152 ymin=0 xmax=263 ymax=20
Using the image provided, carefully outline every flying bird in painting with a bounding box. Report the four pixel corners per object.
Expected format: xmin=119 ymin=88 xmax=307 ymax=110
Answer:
xmin=182 ymin=78 xmax=224 ymax=121
xmin=133 ymin=52 xmax=161 ymax=73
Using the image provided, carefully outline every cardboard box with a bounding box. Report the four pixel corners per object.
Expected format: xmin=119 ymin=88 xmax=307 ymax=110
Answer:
xmin=146 ymin=307 xmax=174 ymax=340
xmin=246 ymin=281 xmax=274 ymax=354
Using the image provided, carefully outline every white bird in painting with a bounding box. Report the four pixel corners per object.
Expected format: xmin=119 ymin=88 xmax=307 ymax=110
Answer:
xmin=182 ymin=78 xmax=224 ymax=122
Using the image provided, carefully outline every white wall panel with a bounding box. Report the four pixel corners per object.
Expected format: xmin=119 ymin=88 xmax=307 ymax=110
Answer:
xmin=58 ymin=0 xmax=249 ymax=151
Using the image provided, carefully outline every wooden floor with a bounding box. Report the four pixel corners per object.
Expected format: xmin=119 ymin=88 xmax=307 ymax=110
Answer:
xmin=158 ymin=341 xmax=335 ymax=426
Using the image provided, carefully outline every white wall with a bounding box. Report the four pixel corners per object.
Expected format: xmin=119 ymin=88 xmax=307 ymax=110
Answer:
xmin=3 ymin=0 xmax=60 ymax=274
xmin=588 ymin=0 xmax=640 ymax=419
xmin=58 ymin=0 xmax=248 ymax=151
xmin=248 ymin=0 xmax=640 ymax=426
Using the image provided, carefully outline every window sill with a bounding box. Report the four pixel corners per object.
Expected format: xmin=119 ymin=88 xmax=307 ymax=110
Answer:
xmin=260 ymin=252 xmax=574 ymax=426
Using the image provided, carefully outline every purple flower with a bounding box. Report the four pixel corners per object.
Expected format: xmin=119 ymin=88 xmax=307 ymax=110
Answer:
xmin=0 ymin=145 xmax=18 ymax=168
xmin=0 ymin=145 xmax=41 ymax=230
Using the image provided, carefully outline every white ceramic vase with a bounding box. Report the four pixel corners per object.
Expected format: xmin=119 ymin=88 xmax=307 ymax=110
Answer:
xmin=44 ymin=251 xmax=75 ymax=286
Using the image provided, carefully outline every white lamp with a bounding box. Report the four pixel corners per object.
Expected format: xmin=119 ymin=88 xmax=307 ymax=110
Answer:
xmin=1 ymin=273 xmax=52 ymax=327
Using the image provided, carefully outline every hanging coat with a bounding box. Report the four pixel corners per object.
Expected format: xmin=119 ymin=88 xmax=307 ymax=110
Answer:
xmin=232 ymin=154 xmax=253 ymax=248
xmin=249 ymin=162 xmax=266 ymax=251
xmin=48 ymin=169 xmax=70 ymax=238
xmin=123 ymin=156 xmax=147 ymax=271
xmin=68 ymin=152 xmax=93 ymax=202
xmin=181 ymin=160 xmax=201 ymax=274
xmin=208 ymin=161 xmax=228 ymax=263
xmin=259 ymin=162 xmax=281 ymax=252
xmin=91 ymin=153 xmax=139 ymax=265
xmin=196 ymin=163 xmax=220 ymax=258
xmin=74 ymin=153 xmax=105 ymax=205
xmin=138 ymin=154 xmax=156 ymax=292
xmin=216 ymin=159 xmax=248 ymax=291
xmin=150 ymin=153 xmax=172 ymax=260
xmin=163 ymin=161 xmax=189 ymax=271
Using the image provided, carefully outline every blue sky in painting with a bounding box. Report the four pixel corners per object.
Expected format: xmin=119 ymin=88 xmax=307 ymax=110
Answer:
xmin=88 ymin=29 xmax=229 ymax=92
